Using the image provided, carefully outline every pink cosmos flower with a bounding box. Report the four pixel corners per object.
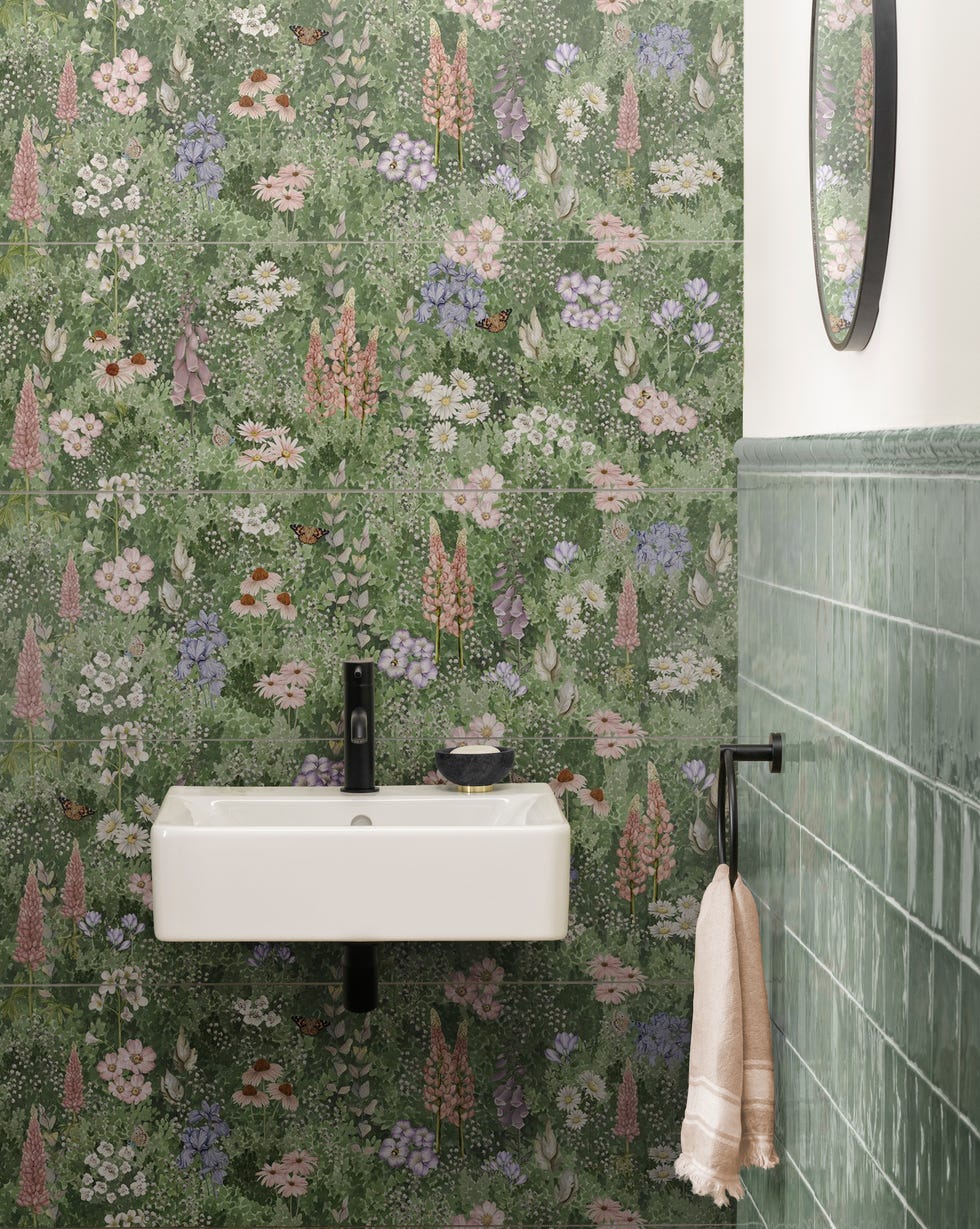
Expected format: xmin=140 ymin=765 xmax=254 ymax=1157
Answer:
xmin=121 ymin=1038 xmax=156 ymax=1073
xmin=108 ymin=582 xmax=149 ymax=614
xmin=281 ymin=1150 xmax=317 ymax=1175
xmin=238 ymin=420 xmax=274 ymax=442
xmin=469 ymin=957 xmax=504 ymax=990
xmin=667 ymin=404 xmax=698 ymax=433
xmin=129 ymin=872 xmax=153 ymax=906
xmin=472 ymin=498 xmax=503 ymax=529
xmin=251 ymin=176 xmax=281 ymax=203
xmin=97 ymin=1051 xmax=124 ymax=1082
xmin=277 ymin=660 xmax=315 ymax=688
xmin=594 ymin=739 xmax=628 ymax=760
xmin=118 ymin=547 xmax=153 ymax=583
xmin=63 ymin=432 xmax=93 ymax=458
xmin=444 ymin=971 xmax=474 ymax=1006
xmin=277 ymin=1176 xmax=308 ymax=1198
xmin=91 ymin=62 xmax=115 ymax=91
xmin=273 ymin=163 xmax=313 ymax=190
xmin=586 ymin=460 xmax=625 ymax=487
xmin=594 ymin=982 xmax=628 ymax=1004
xmin=93 ymin=561 xmax=118 ymax=591
xmin=469 ymin=1202 xmax=506 ymax=1227
xmin=443 ymin=478 xmax=479 ymax=514
xmin=233 ymin=1084 xmax=270 ymax=1108
xmin=237 ymin=448 xmax=267 ymax=471
xmin=587 ymin=708 xmax=626 ymax=735
xmin=469 ymin=463 xmax=504 ymax=493
xmin=268 ymin=93 xmax=296 ymax=123
xmin=262 ymin=434 xmax=304 ymax=468
xmin=117 ymin=49 xmax=152 ymax=84
xmin=596 ymin=239 xmax=627 ymax=264
xmin=588 ymin=212 xmax=625 ymax=239
xmin=472 ymin=994 xmax=503 ymax=1022
xmin=271 ymin=185 xmax=305 ymax=212
xmin=587 ymin=954 xmax=625 ymax=978
xmin=473 ymin=4 xmax=503 ymax=30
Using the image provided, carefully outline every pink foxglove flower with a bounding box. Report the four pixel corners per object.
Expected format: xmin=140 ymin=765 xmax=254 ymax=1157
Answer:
xmin=12 ymin=618 xmax=45 ymax=727
xmin=612 ymin=570 xmax=640 ymax=657
xmin=13 ymin=870 xmax=46 ymax=971
xmin=56 ymin=54 xmax=79 ymax=125
xmin=60 ymin=839 xmax=86 ymax=922
xmin=62 ymin=1044 xmax=85 ymax=1114
xmin=16 ymin=1111 xmax=50 ymax=1215
xmin=9 ymin=371 xmax=43 ymax=477
xmin=170 ymin=299 xmax=212 ymax=406
xmin=59 ymin=553 xmax=82 ymax=625
xmin=613 ymin=1059 xmax=639 ymax=1153
xmin=8 ymin=120 xmax=41 ymax=227
xmin=614 ymin=72 xmax=640 ymax=166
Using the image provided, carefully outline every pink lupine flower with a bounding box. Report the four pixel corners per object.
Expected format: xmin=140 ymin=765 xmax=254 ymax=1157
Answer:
xmin=445 ymin=1020 xmax=475 ymax=1154
xmin=326 ymin=288 xmax=361 ymax=418
xmin=60 ymin=839 xmax=86 ymax=921
xmin=616 ymin=794 xmax=654 ymax=915
xmin=614 ymin=72 xmax=641 ymax=166
xmin=8 ymin=120 xmax=41 ymax=227
xmin=352 ymin=326 xmax=381 ymax=427
xmin=612 ymin=571 xmax=640 ymax=658
xmin=62 ymin=1044 xmax=85 ymax=1114
xmin=448 ymin=30 xmax=475 ymax=168
xmin=12 ymin=619 xmax=45 ymax=726
xmin=13 ymin=870 xmax=46 ymax=970
xmin=449 ymin=528 xmax=475 ymax=665
xmin=9 ymin=372 xmax=43 ymax=476
xmin=58 ymin=553 xmax=82 ymax=625
xmin=422 ymin=19 xmax=453 ymax=164
xmin=613 ymin=1060 xmax=639 ymax=1153
xmin=303 ymin=317 xmax=329 ymax=416
xmin=16 ymin=1111 xmax=50 ymax=1215
xmin=423 ymin=1008 xmax=457 ymax=1148
xmin=56 ymin=54 xmax=79 ymax=125
xmin=422 ymin=518 xmax=454 ymax=662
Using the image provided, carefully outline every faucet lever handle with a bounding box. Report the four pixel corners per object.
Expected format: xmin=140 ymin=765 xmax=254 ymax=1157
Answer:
xmin=350 ymin=707 xmax=369 ymax=745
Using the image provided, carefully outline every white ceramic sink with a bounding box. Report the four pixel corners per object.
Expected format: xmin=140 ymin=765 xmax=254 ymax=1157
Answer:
xmin=151 ymin=784 xmax=570 ymax=942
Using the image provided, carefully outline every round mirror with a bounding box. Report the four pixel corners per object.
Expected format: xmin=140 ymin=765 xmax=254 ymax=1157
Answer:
xmin=809 ymin=0 xmax=897 ymax=351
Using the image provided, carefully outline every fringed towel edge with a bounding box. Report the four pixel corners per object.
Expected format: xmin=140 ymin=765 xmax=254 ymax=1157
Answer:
xmin=674 ymin=1152 xmax=745 ymax=1208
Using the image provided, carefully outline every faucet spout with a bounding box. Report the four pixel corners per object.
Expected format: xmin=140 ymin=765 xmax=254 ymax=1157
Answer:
xmin=341 ymin=660 xmax=378 ymax=793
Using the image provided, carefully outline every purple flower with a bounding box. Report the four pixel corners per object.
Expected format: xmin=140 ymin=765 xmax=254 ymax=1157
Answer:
xmin=545 ymin=43 xmax=580 ymax=74
xmin=248 ymin=942 xmax=297 ymax=967
xmin=492 ymin=66 xmax=530 ymax=144
xmin=484 ymin=661 xmax=527 ymax=696
xmin=292 ymin=754 xmax=344 ymax=787
xmin=545 ymin=1031 xmax=579 ymax=1062
xmin=484 ymin=1151 xmax=527 ymax=1184
xmin=633 ymin=522 xmax=692 ymax=577
xmin=492 ymin=584 xmax=529 ymax=641
xmin=482 ymin=164 xmax=526 ymax=199
xmin=681 ymin=759 xmax=715 ymax=792
xmin=492 ymin=1055 xmax=529 ymax=1129
xmin=683 ymin=321 xmax=722 ymax=356
xmin=544 ymin=540 xmax=579 ymax=572
xmin=636 ymin=24 xmax=693 ymax=80
xmin=634 ymin=1012 xmax=692 ymax=1068
xmin=79 ymin=910 xmax=102 ymax=937
xmin=683 ymin=278 xmax=720 ymax=309
xmin=379 ymin=1137 xmax=408 ymax=1168
xmin=650 ymin=299 xmax=684 ymax=331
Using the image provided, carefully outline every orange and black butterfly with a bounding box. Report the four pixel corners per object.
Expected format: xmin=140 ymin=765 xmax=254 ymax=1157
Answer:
xmin=290 ymin=523 xmax=327 ymax=545
xmin=292 ymin=1015 xmax=327 ymax=1036
xmin=290 ymin=24 xmax=327 ymax=45
xmin=130 ymin=1125 xmax=149 ymax=1148
xmin=476 ymin=309 xmax=511 ymax=334
xmin=58 ymin=795 xmax=95 ymax=821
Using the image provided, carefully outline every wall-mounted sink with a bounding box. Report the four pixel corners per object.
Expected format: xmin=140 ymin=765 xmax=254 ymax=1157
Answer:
xmin=151 ymin=784 xmax=570 ymax=943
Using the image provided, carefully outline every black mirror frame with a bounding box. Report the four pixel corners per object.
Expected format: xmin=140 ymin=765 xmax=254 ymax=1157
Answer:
xmin=809 ymin=0 xmax=897 ymax=352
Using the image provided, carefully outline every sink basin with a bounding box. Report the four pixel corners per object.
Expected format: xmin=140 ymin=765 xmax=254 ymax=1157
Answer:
xmin=151 ymin=784 xmax=570 ymax=942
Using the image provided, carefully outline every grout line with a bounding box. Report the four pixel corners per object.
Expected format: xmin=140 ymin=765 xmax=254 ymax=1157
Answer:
xmin=740 ymin=572 xmax=980 ymax=650
xmin=8 ymin=486 xmax=739 ymax=497
xmin=9 ymin=238 xmax=747 ymax=248
xmin=771 ymin=1137 xmax=838 ymax=1229
xmin=738 ymin=673 xmax=980 ymax=831
xmin=0 ymin=979 xmax=695 ymax=990
xmin=740 ymin=775 xmax=980 ymax=980
xmin=0 ymin=734 xmax=732 ymax=748
xmin=740 ymin=469 xmax=980 ymax=482
xmin=742 ymin=1180 xmax=771 ymax=1229
xmin=777 ymin=1029 xmax=929 ymax=1229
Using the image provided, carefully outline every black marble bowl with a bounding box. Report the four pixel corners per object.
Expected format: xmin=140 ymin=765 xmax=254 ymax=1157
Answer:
xmin=434 ymin=747 xmax=516 ymax=791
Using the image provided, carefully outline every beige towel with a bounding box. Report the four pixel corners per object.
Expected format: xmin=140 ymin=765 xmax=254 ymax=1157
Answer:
xmin=674 ymin=864 xmax=778 ymax=1205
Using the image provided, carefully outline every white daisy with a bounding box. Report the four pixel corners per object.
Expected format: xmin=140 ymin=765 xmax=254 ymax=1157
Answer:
xmin=649 ymin=675 xmax=678 ymax=696
xmin=565 ymin=1108 xmax=587 ymax=1131
xmin=565 ymin=121 xmax=588 ymax=145
xmin=649 ymin=655 xmax=676 ymax=674
xmin=677 ymin=152 xmax=701 ymax=171
xmin=580 ymin=82 xmax=608 ymax=112
xmin=255 ymin=288 xmax=283 ymax=313
xmin=251 ymin=261 xmax=280 ymax=286
xmin=278 ymin=276 xmax=301 ymax=297
xmin=409 ymin=371 xmax=442 ymax=399
xmin=426 ymin=385 xmax=464 ymax=420
xmin=565 ymin=618 xmax=587 ymax=641
xmin=579 ymin=580 xmax=607 ymax=610
xmin=429 ymin=422 xmax=458 ymax=452
xmin=699 ymin=159 xmax=724 ymax=183
xmin=234 ymin=307 xmax=264 ymax=328
xmin=650 ymin=180 xmax=677 ymax=199
xmin=449 ymin=368 xmax=477 ymax=396
xmin=556 ymin=1085 xmax=581 ymax=1112
xmin=456 ymin=399 xmax=490 ymax=425
xmin=650 ymin=157 xmax=678 ymax=177
xmin=555 ymin=594 xmax=581 ymax=622
xmin=227 ymin=285 xmax=257 ymax=304
xmin=556 ymin=97 xmax=582 ymax=124
xmin=697 ymin=656 xmax=723 ymax=680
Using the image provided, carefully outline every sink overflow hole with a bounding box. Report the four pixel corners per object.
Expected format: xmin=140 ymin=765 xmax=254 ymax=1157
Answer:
xmin=350 ymin=814 xmax=373 ymax=826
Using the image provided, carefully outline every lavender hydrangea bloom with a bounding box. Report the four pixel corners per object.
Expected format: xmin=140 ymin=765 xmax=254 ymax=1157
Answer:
xmin=633 ymin=522 xmax=692 ymax=577
xmin=484 ymin=1151 xmax=527 ymax=1184
xmin=484 ymin=661 xmax=527 ymax=696
xmin=482 ymin=164 xmax=527 ymax=199
xmin=544 ymin=540 xmax=580 ymax=572
xmin=378 ymin=631 xmax=438 ymax=688
xmin=545 ymin=1031 xmax=580 ymax=1062
xmin=377 ymin=134 xmax=437 ymax=192
xmin=292 ymin=754 xmax=344 ymax=787
xmin=634 ymin=1012 xmax=692 ymax=1068
xmin=636 ymin=24 xmax=693 ymax=81
xmin=545 ymin=43 xmax=580 ymax=74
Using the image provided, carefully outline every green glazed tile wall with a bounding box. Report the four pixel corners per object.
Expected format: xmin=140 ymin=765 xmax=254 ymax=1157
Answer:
xmin=735 ymin=431 xmax=980 ymax=1229
xmin=0 ymin=2 xmax=743 ymax=1226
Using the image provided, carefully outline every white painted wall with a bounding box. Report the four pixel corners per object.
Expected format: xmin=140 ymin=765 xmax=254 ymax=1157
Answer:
xmin=744 ymin=0 xmax=980 ymax=437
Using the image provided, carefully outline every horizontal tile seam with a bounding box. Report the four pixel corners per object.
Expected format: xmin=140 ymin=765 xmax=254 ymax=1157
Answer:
xmin=2 ymin=486 xmax=739 ymax=497
xmin=740 ymin=775 xmax=980 ymax=979
xmin=738 ymin=469 xmax=980 ymax=481
xmin=0 ymin=734 xmax=734 ymax=747
xmin=737 ymin=674 xmax=980 ymax=829
xmin=740 ymin=573 xmax=980 ymax=650
xmin=0 ymin=979 xmax=696 ymax=990
xmin=5 ymin=238 xmax=747 ymax=248
xmin=775 ymin=1026 xmax=931 ymax=1229
xmin=758 ymin=888 xmax=980 ymax=1144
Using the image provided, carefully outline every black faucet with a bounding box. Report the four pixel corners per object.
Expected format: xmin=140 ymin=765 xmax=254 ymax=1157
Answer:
xmin=341 ymin=659 xmax=377 ymax=794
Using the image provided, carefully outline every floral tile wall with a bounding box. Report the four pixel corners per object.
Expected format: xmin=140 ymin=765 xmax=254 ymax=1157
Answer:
xmin=0 ymin=0 xmax=741 ymax=1225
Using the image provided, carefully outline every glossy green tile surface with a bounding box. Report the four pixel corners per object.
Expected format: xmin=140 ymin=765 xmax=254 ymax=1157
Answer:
xmin=737 ymin=436 xmax=980 ymax=1229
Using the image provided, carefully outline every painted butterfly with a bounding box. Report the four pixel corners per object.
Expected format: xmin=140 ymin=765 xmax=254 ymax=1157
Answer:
xmin=58 ymin=795 xmax=95 ymax=821
xmin=212 ymin=424 xmax=232 ymax=448
xmin=292 ymin=1015 xmax=327 ymax=1036
xmin=290 ymin=24 xmax=327 ymax=45
xmin=290 ymin=523 xmax=327 ymax=545
xmin=125 ymin=137 xmax=143 ymax=160
xmin=476 ymin=309 xmax=511 ymax=334
xmin=130 ymin=1125 xmax=149 ymax=1147
xmin=127 ymin=634 xmax=146 ymax=660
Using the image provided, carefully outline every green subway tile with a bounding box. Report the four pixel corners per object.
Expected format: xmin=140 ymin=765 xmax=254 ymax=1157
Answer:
xmin=881 ymin=1043 xmax=909 ymax=1190
xmin=813 ymin=480 xmax=834 ymax=599
xmin=814 ymin=599 xmax=834 ymax=722
xmin=799 ymin=483 xmax=817 ymax=596
xmin=931 ymin=938 xmax=961 ymax=1108
xmin=832 ymin=477 xmax=852 ymax=603
xmin=863 ymin=615 xmax=890 ymax=753
xmin=867 ymin=479 xmax=891 ymax=614
xmin=885 ymin=618 xmax=911 ymax=763
xmin=887 ymin=477 xmax=913 ymax=621
xmin=781 ymin=478 xmax=803 ymax=593
xmin=850 ymin=477 xmax=871 ymax=609
xmin=832 ymin=601 xmax=852 ymax=730
xmin=849 ymin=608 xmax=871 ymax=744
xmin=829 ymin=733 xmax=851 ymax=857
xmin=936 ymin=792 xmax=964 ymax=943
xmin=955 ymin=1116 xmax=978 ymax=1227
xmin=962 ymin=806 xmax=979 ymax=954
xmin=865 ymin=755 xmax=887 ymax=891
xmin=962 ymin=639 xmax=980 ymax=805
xmin=935 ymin=635 xmax=963 ymax=791
xmin=798 ymin=594 xmax=818 ymax=714
xmin=784 ymin=809 xmax=802 ymax=938
xmin=863 ymin=887 xmax=885 ymax=1030
xmin=906 ymin=925 xmax=934 ymax=1075
xmin=934 ymin=477 xmax=965 ymax=636
xmin=830 ymin=859 xmax=856 ymax=995
xmin=963 ymin=480 xmax=980 ymax=640
xmin=884 ymin=764 xmax=910 ymax=909
xmin=904 ymin=1071 xmax=934 ymax=1226
xmin=907 ymin=779 xmax=935 ymax=927
xmin=911 ymin=479 xmax=938 ymax=628
xmin=909 ymin=628 xmax=938 ymax=779
xmin=882 ymin=901 xmax=909 ymax=1051
xmin=927 ymin=1097 xmax=960 ymax=1229
xmin=960 ymin=962 xmax=980 ymax=1123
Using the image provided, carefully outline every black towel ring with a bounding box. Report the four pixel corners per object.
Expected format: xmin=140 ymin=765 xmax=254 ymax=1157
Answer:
xmin=717 ymin=733 xmax=783 ymax=888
